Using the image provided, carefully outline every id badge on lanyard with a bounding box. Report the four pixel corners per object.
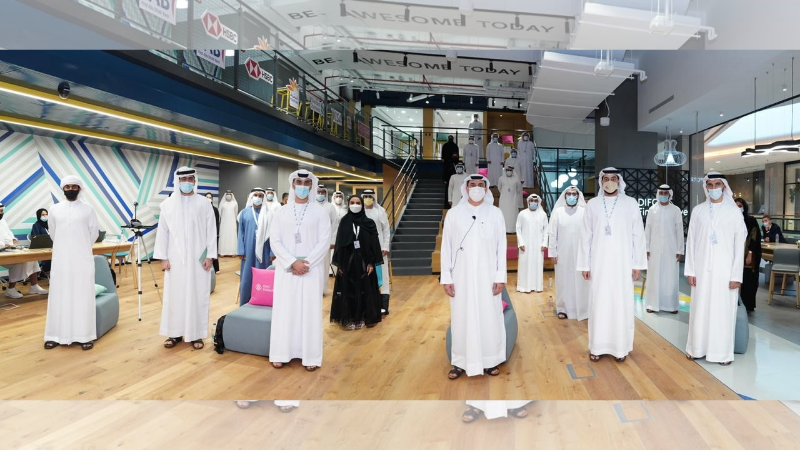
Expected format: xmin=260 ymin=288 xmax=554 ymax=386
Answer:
xmin=353 ymin=225 xmax=361 ymax=249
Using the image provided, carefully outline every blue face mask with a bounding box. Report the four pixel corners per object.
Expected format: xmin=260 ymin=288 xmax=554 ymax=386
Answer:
xmin=529 ymin=202 xmax=539 ymax=210
xmin=179 ymin=182 xmax=194 ymax=194
xmin=266 ymin=193 xmax=274 ymax=201
xmin=659 ymin=195 xmax=670 ymax=203
xmin=316 ymin=194 xmax=326 ymax=202
xmin=253 ymin=197 xmax=264 ymax=206
xmin=708 ymin=188 xmax=723 ymax=201
xmin=295 ymin=185 xmax=310 ymax=199
xmin=41 ymin=216 xmax=48 ymax=222
xmin=566 ymin=196 xmax=578 ymax=206
xmin=511 ymin=152 xmax=517 ymax=158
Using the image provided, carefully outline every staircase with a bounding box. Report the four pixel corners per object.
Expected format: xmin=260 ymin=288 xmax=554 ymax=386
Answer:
xmin=391 ymin=176 xmax=446 ymax=276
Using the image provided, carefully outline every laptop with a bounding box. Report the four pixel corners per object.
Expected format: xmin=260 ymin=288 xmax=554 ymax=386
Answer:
xmin=29 ymin=234 xmax=54 ymax=249
xmin=96 ymin=231 xmax=106 ymax=243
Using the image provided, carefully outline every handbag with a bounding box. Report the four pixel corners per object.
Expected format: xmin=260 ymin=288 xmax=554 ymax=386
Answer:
xmin=375 ymin=263 xmax=383 ymax=288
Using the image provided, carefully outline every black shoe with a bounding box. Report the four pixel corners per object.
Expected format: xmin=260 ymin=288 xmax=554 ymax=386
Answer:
xmin=381 ymin=294 xmax=390 ymax=315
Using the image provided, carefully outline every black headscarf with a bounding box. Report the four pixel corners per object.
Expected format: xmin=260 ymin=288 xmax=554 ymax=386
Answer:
xmin=335 ymin=195 xmax=378 ymax=248
xmin=36 ymin=208 xmax=49 ymax=230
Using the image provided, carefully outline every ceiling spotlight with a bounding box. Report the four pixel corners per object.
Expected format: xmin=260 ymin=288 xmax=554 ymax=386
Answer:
xmin=408 ymin=94 xmax=413 ymax=101
xmin=528 ymin=65 xmax=533 ymax=76
xmin=514 ymin=15 xmax=520 ymax=27
xmin=353 ymin=51 xmax=358 ymax=63
xmin=337 ymin=38 xmax=341 ymax=42
xmin=403 ymin=54 xmax=408 ymax=66
xmin=470 ymin=97 xmax=473 ymax=104
xmin=492 ymin=98 xmax=496 ymax=107
xmin=679 ymin=129 xmax=683 ymax=134
xmin=340 ymin=0 xmax=347 ymax=17
xmin=350 ymin=78 xmax=354 ymax=83
xmin=783 ymin=85 xmax=789 ymax=92
xmin=489 ymin=60 xmax=494 ymax=71
xmin=518 ymin=101 xmax=522 ymax=108
xmin=719 ymin=112 xmax=724 ymax=117
xmin=224 ymin=49 xmax=235 ymax=57
xmin=376 ymin=91 xmax=380 ymax=99
xmin=426 ymin=100 xmax=429 ymax=104
xmin=447 ymin=60 xmax=452 ymax=71
xmin=460 ymin=14 xmax=466 ymax=26
xmin=442 ymin=95 xmax=445 ymax=103
xmin=404 ymin=5 xmax=410 ymax=21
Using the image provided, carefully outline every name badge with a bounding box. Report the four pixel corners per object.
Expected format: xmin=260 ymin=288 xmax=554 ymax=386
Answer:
xmin=605 ymin=225 xmax=612 ymax=236
xmin=353 ymin=240 xmax=361 ymax=249
xmin=295 ymin=232 xmax=302 ymax=244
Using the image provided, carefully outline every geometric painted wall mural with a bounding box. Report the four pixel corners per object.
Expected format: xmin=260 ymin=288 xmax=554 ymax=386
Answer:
xmin=0 ymin=128 xmax=219 ymax=258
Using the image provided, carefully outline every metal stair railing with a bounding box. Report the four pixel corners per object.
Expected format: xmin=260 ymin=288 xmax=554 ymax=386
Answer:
xmin=380 ymin=146 xmax=419 ymax=233
xmin=533 ymin=139 xmax=553 ymax=212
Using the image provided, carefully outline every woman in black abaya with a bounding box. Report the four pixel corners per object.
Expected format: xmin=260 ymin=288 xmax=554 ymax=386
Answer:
xmin=330 ymin=195 xmax=384 ymax=330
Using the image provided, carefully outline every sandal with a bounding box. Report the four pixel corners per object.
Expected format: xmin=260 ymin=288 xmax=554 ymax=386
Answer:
xmin=448 ymin=367 xmax=465 ymax=380
xmin=235 ymin=401 xmax=253 ymax=409
xmin=192 ymin=340 xmax=204 ymax=350
xmin=81 ymin=342 xmax=94 ymax=351
xmin=271 ymin=362 xmax=285 ymax=369
xmin=670 ymin=310 xmax=679 ymax=314
xmin=462 ymin=407 xmax=483 ymax=423
xmin=44 ymin=341 xmax=58 ymax=350
xmin=589 ymin=354 xmax=600 ymax=362
xmin=277 ymin=405 xmax=296 ymax=413
xmin=164 ymin=337 xmax=183 ymax=348
xmin=484 ymin=366 xmax=500 ymax=376
xmin=304 ymin=365 xmax=318 ymax=372
xmin=557 ymin=312 xmax=568 ymax=319
xmin=719 ymin=361 xmax=732 ymax=366
xmin=686 ymin=353 xmax=696 ymax=360
xmin=646 ymin=309 xmax=655 ymax=313
xmin=510 ymin=407 xmax=528 ymax=419
xmin=616 ymin=356 xmax=627 ymax=363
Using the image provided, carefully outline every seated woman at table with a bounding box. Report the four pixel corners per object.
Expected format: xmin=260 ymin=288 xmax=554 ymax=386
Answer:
xmin=761 ymin=215 xmax=787 ymax=244
xmin=0 ymin=202 xmax=48 ymax=299
xmin=30 ymin=208 xmax=51 ymax=274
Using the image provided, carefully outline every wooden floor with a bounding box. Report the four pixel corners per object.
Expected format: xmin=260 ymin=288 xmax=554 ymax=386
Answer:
xmin=2 ymin=400 xmax=799 ymax=449
xmin=0 ymin=258 xmax=739 ymax=400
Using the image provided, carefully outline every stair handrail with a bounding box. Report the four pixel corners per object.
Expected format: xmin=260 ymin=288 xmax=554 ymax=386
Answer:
xmin=381 ymin=144 xmax=418 ymax=232
xmin=532 ymin=138 xmax=553 ymax=212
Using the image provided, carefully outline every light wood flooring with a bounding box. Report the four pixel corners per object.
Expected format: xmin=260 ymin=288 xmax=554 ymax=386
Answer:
xmin=0 ymin=258 xmax=738 ymax=400
xmin=2 ymin=400 xmax=799 ymax=449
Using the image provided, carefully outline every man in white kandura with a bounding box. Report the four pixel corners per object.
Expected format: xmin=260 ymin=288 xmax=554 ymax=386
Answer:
xmin=269 ymin=169 xmax=331 ymax=371
xmin=645 ymin=184 xmax=685 ymax=314
xmin=516 ymin=131 xmax=535 ymax=187
xmin=468 ymin=113 xmax=483 ymax=146
xmin=547 ymin=187 xmax=589 ymax=321
xmin=516 ymin=194 xmax=548 ymax=293
xmin=363 ymin=189 xmax=391 ymax=315
xmin=0 ymin=203 xmax=48 ymax=298
xmin=218 ymin=190 xmax=239 ymax=256
xmin=485 ymin=133 xmax=504 ymax=187
xmin=155 ymin=167 xmax=218 ymax=350
xmin=315 ymin=184 xmax=339 ymax=293
xmin=330 ymin=190 xmax=348 ymax=276
xmin=462 ymin=136 xmax=480 ymax=172
xmin=497 ymin=164 xmax=523 ymax=233
xmin=462 ymin=401 xmax=531 ymax=423
xmin=441 ymin=174 xmax=507 ymax=379
xmin=577 ymin=168 xmax=647 ymax=363
xmin=448 ymin=162 xmax=468 ymax=208
xmin=43 ymin=175 xmax=99 ymax=350
xmin=264 ymin=187 xmax=281 ymax=212
xmin=684 ymin=172 xmax=745 ymax=366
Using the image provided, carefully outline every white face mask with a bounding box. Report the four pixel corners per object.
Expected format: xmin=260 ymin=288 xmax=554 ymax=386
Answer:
xmin=603 ymin=180 xmax=619 ymax=194
xmin=226 ymin=194 xmax=232 ymax=200
xmin=492 ymin=137 xmax=498 ymax=143
xmin=523 ymin=136 xmax=529 ymax=141
xmin=468 ymin=140 xmax=474 ymax=145
xmin=739 ymin=206 xmax=744 ymax=213
xmin=349 ymin=204 xmax=362 ymax=214
xmin=334 ymin=197 xmax=343 ymax=205
xmin=506 ymin=170 xmax=513 ymax=177
xmin=468 ymin=186 xmax=486 ymax=202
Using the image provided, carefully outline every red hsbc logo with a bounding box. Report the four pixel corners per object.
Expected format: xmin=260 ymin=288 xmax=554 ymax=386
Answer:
xmin=200 ymin=10 xmax=238 ymax=44
xmin=245 ymin=58 xmax=262 ymax=79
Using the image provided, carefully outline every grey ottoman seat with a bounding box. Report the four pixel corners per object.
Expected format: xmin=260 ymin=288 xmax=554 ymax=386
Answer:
xmin=221 ymin=303 xmax=272 ymax=356
xmin=93 ymin=255 xmax=119 ymax=339
xmin=445 ymin=287 xmax=518 ymax=363
xmin=210 ymin=269 xmax=216 ymax=293
xmin=734 ymin=297 xmax=749 ymax=355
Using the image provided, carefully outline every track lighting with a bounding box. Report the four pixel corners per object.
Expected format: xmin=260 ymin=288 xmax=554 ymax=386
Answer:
xmin=489 ymin=60 xmax=494 ymax=71
xmin=515 ymin=15 xmax=520 ymax=27
xmin=529 ymin=65 xmax=533 ymax=76
xmin=470 ymin=97 xmax=473 ymax=104
xmin=340 ymin=0 xmax=346 ymax=17
xmin=353 ymin=51 xmax=358 ymax=63
xmin=442 ymin=95 xmax=445 ymax=103
xmin=492 ymin=98 xmax=496 ymax=107
xmin=518 ymin=101 xmax=521 ymax=108
xmin=403 ymin=54 xmax=408 ymax=66
xmin=447 ymin=60 xmax=451 ymax=71
xmin=376 ymin=91 xmax=380 ymax=99
xmin=404 ymin=5 xmax=410 ymax=21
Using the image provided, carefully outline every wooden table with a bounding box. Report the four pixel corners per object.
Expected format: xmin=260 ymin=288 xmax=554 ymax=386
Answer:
xmin=0 ymin=242 xmax=125 ymax=267
xmin=761 ymin=242 xmax=796 ymax=262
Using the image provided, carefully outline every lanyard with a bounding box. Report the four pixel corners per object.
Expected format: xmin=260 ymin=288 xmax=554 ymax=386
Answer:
xmin=353 ymin=224 xmax=360 ymax=239
xmin=709 ymin=201 xmax=718 ymax=244
xmin=602 ymin=195 xmax=619 ymax=226
xmin=293 ymin=203 xmax=309 ymax=232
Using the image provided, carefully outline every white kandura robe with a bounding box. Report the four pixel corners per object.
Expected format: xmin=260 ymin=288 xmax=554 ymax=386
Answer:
xmin=486 ymin=142 xmax=504 ymax=186
xmin=218 ymin=198 xmax=239 ymax=256
xmin=684 ymin=201 xmax=745 ymax=363
xmin=440 ymin=200 xmax=507 ymax=376
xmin=365 ymin=206 xmax=391 ymax=295
xmin=448 ymin=172 xmax=468 ymax=206
xmin=319 ymin=199 xmax=339 ymax=290
xmin=265 ymin=199 xmax=281 ymax=213
xmin=517 ymin=140 xmax=535 ymax=187
xmin=645 ymin=202 xmax=685 ymax=312
xmin=548 ymin=206 xmax=589 ymax=321
xmin=576 ymin=194 xmax=647 ymax=358
xmin=44 ymin=200 xmax=99 ymax=344
xmin=516 ymin=208 xmax=548 ymax=293
xmin=468 ymin=120 xmax=483 ymax=144
xmin=0 ymin=219 xmax=39 ymax=282
xmin=466 ymin=401 xmax=531 ymax=419
xmin=155 ymin=194 xmax=217 ymax=342
xmin=497 ymin=173 xmax=523 ymax=233
xmin=269 ymin=201 xmax=331 ymax=366
xmin=462 ymin=143 xmax=480 ymax=171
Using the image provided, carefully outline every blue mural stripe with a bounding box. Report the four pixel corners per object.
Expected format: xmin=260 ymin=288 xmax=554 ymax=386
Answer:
xmin=194 ymin=164 xmax=219 ymax=170
xmin=1 ymin=168 xmax=44 ymax=208
xmin=0 ymin=129 xmax=13 ymax=144
xmin=167 ymin=154 xmax=180 ymax=188
xmin=197 ymin=185 xmax=219 ymax=191
xmin=67 ymin=140 xmax=128 ymax=223
xmin=114 ymin=144 xmax=141 ymax=185
xmin=79 ymin=141 xmax=134 ymax=217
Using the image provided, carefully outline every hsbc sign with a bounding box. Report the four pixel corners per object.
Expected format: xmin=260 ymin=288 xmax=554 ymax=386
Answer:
xmin=201 ymin=10 xmax=238 ymax=45
xmin=244 ymin=57 xmax=273 ymax=84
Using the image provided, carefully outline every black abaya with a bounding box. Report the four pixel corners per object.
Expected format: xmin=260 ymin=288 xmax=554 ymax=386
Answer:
xmin=741 ymin=214 xmax=761 ymax=311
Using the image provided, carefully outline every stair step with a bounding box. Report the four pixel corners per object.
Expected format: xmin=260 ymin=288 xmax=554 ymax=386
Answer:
xmin=397 ymin=222 xmax=440 ymax=229
xmin=391 ymin=249 xmax=432 ymax=258
xmin=393 ymin=234 xmax=436 ymax=243
xmin=395 ymin=228 xmax=439 ymax=236
xmin=403 ymin=210 xmax=444 ymax=216
xmin=391 ymin=266 xmax=432 ymax=276
xmin=400 ymin=216 xmax=442 ymax=222
xmin=391 ymin=241 xmax=436 ymax=251
xmin=392 ymin=257 xmax=432 ymax=267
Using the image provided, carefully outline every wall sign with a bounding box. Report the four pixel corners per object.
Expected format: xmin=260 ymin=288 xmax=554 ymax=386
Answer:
xmin=201 ymin=10 xmax=239 ymax=45
xmin=244 ymin=57 xmax=274 ymax=84
xmin=287 ymin=79 xmax=300 ymax=109
xmin=332 ymin=109 xmax=343 ymax=126
xmin=358 ymin=122 xmax=370 ymax=140
xmin=309 ymin=95 xmax=323 ymax=115
xmin=139 ymin=0 xmax=177 ymax=25
xmin=196 ymin=50 xmax=226 ymax=69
